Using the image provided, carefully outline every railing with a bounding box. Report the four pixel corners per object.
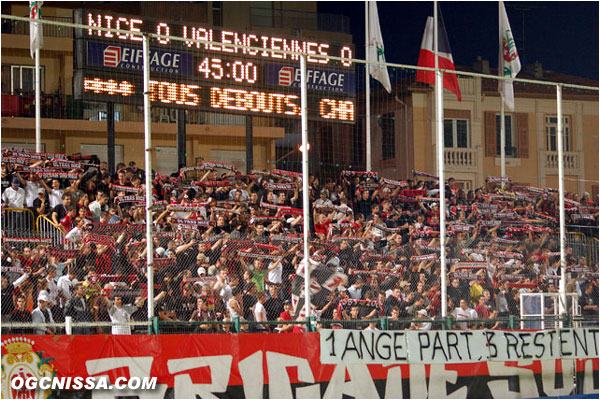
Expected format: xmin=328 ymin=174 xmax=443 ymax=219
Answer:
xmin=589 ymin=237 xmax=599 ymax=266
xmin=541 ymin=150 xmax=581 ymax=171
xmin=444 ymin=147 xmax=478 ymax=169
xmin=6 ymin=314 xmax=594 ymax=336
xmin=566 ymin=231 xmax=589 ymax=262
xmin=1 ymin=207 xmax=36 ymax=237
xmin=36 ymin=214 xmax=65 ymax=248
xmin=1 ymin=15 xmax=73 ymax=38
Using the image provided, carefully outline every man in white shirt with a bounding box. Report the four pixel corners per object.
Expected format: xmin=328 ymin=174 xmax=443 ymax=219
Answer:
xmin=453 ymin=299 xmax=475 ymax=330
xmin=32 ymin=292 xmax=56 ymax=335
xmin=213 ymin=269 xmax=232 ymax=305
xmin=57 ymin=268 xmax=78 ymax=308
xmin=41 ymin=178 xmax=64 ymax=209
xmin=45 ymin=266 xmax=59 ymax=310
xmin=253 ymin=291 xmax=268 ymax=331
xmin=410 ymin=309 xmax=432 ymax=331
xmin=347 ymin=277 xmax=365 ymax=300
xmin=88 ymin=194 xmax=109 ymax=222
xmin=265 ymin=258 xmax=283 ymax=291
xmin=314 ymin=189 xmax=333 ymax=207
xmin=2 ymin=177 xmax=26 ymax=208
xmin=2 ymin=177 xmax=27 ymax=233
xmin=106 ymin=294 xmax=138 ymax=335
xmin=14 ymin=171 xmax=43 ymax=208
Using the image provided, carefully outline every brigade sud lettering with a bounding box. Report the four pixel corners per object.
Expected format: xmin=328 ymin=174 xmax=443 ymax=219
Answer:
xmin=2 ymin=333 xmax=598 ymax=399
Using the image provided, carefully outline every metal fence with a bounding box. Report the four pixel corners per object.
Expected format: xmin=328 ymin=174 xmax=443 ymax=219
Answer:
xmin=0 ymin=13 xmax=598 ymax=336
xmin=1 ymin=207 xmax=36 ymax=237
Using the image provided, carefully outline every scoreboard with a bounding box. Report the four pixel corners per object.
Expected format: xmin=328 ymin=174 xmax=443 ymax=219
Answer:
xmin=73 ymin=9 xmax=356 ymax=123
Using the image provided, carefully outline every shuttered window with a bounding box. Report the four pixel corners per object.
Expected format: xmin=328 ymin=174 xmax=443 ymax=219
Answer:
xmin=485 ymin=111 xmax=528 ymax=158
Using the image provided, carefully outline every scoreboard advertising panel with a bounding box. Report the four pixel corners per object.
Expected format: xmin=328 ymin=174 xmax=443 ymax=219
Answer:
xmin=73 ymin=9 xmax=356 ymax=123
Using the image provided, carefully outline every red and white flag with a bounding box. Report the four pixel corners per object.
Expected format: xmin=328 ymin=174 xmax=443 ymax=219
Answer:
xmin=416 ymin=9 xmax=461 ymax=101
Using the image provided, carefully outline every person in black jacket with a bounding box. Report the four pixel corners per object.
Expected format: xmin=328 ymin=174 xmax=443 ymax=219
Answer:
xmin=64 ymin=283 xmax=92 ymax=334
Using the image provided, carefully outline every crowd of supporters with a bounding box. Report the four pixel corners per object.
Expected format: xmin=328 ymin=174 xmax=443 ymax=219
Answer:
xmin=1 ymin=147 xmax=598 ymax=334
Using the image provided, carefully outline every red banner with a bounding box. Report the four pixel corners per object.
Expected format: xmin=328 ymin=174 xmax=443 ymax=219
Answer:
xmin=1 ymin=334 xmax=597 ymax=398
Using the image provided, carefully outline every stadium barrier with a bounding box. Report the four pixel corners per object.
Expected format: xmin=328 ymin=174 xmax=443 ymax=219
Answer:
xmin=1 ymin=207 xmax=36 ymax=237
xmin=589 ymin=237 xmax=599 ymax=266
xmin=1 ymin=328 xmax=597 ymax=398
xmin=566 ymin=231 xmax=589 ymax=263
xmin=36 ymin=214 xmax=66 ymax=248
xmin=4 ymin=315 xmax=597 ymax=336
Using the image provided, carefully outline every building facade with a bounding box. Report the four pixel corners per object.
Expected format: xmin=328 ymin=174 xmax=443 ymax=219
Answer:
xmin=369 ymin=65 xmax=598 ymax=197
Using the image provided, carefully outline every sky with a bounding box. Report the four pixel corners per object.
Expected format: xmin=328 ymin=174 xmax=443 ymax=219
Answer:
xmin=317 ymin=1 xmax=599 ymax=80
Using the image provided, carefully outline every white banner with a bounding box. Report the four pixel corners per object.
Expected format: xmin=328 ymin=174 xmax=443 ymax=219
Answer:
xmin=320 ymin=329 xmax=408 ymax=364
xmin=406 ymin=330 xmax=489 ymax=364
xmin=320 ymin=328 xmax=599 ymax=365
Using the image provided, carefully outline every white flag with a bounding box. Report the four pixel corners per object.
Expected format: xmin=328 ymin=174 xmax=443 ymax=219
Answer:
xmin=368 ymin=1 xmax=392 ymax=93
xmin=498 ymin=1 xmax=520 ymax=111
xmin=29 ymin=1 xmax=43 ymax=59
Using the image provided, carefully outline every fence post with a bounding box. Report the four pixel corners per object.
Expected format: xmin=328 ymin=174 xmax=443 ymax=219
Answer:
xmin=305 ymin=316 xmax=314 ymax=332
xmin=65 ymin=316 xmax=72 ymax=335
xmin=233 ymin=316 xmax=241 ymax=333
xmin=509 ymin=314 xmax=515 ymax=330
xmin=381 ymin=316 xmax=388 ymax=330
xmin=445 ymin=316 xmax=452 ymax=330
xmin=152 ymin=317 xmax=160 ymax=334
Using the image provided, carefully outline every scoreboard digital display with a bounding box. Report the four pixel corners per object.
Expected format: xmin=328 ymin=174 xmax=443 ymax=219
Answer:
xmin=73 ymin=9 xmax=356 ymax=123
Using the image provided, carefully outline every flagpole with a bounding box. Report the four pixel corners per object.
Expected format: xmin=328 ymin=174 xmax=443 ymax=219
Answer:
xmin=35 ymin=47 xmax=41 ymax=153
xmin=556 ymin=84 xmax=567 ymax=325
xmin=500 ymin=95 xmax=506 ymax=182
xmin=365 ymin=1 xmax=372 ymax=172
xmin=434 ymin=1 xmax=448 ymax=318
xmin=143 ymin=34 xmax=155 ymax=326
xmin=499 ymin=2 xmax=506 ymax=185
xmin=300 ymin=54 xmax=312 ymax=324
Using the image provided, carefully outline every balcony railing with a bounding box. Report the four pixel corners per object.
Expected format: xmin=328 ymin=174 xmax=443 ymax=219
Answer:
xmin=444 ymin=147 xmax=478 ymax=169
xmin=541 ymin=150 xmax=581 ymax=171
xmin=1 ymin=15 xmax=73 ymax=38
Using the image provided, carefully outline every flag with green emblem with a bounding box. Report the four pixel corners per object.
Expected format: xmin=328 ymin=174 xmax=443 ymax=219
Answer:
xmin=498 ymin=1 xmax=521 ymax=111
xmin=368 ymin=1 xmax=391 ymax=93
xmin=29 ymin=1 xmax=44 ymax=59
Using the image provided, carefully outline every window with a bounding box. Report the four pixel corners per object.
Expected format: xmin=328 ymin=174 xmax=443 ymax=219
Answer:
xmin=251 ymin=2 xmax=273 ymax=27
xmin=444 ymin=119 xmax=469 ymax=148
xmin=210 ymin=149 xmax=246 ymax=172
xmin=212 ymin=1 xmax=223 ymax=26
xmin=495 ymin=114 xmax=515 ymax=157
xmin=10 ymin=65 xmax=45 ymax=94
xmin=155 ymin=147 xmax=178 ymax=176
xmin=485 ymin=111 xmax=528 ymax=158
xmin=378 ymin=112 xmax=395 ymax=160
xmin=80 ymin=144 xmax=124 ymax=165
xmin=545 ymin=116 xmax=571 ymax=152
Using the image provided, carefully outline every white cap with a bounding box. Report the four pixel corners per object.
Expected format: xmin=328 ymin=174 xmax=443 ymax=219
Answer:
xmin=197 ymin=267 xmax=207 ymax=276
xmin=155 ymin=247 xmax=166 ymax=257
xmin=417 ymin=309 xmax=427 ymax=316
xmin=38 ymin=291 xmax=49 ymax=302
